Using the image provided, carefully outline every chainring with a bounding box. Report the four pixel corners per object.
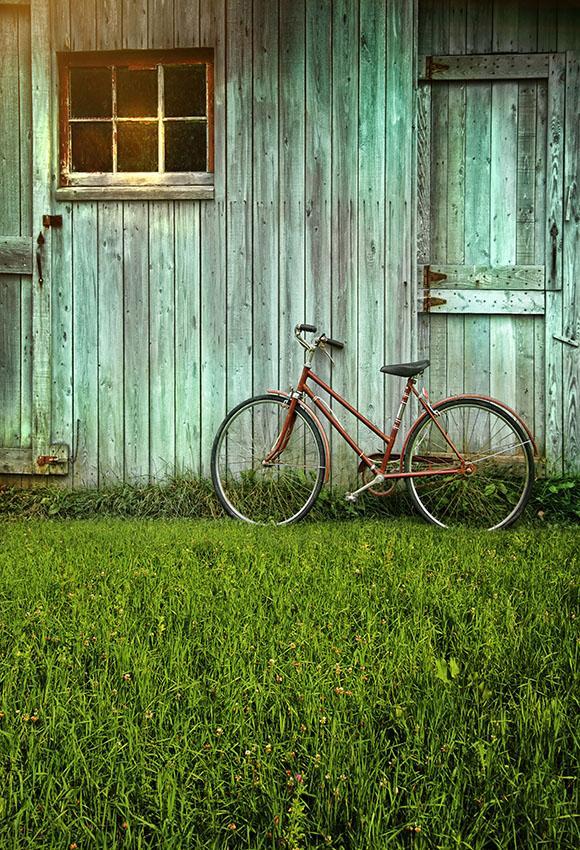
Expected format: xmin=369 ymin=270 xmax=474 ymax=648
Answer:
xmin=357 ymin=453 xmax=401 ymax=497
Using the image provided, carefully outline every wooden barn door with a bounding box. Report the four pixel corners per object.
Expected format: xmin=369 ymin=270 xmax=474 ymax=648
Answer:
xmin=0 ymin=0 xmax=66 ymax=477
xmin=417 ymin=53 xmax=565 ymax=467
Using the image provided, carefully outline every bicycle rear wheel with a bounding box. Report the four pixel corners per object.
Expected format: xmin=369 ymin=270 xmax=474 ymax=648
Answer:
xmin=211 ymin=394 xmax=326 ymax=524
xmin=403 ymin=398 xmax=535 ymax=529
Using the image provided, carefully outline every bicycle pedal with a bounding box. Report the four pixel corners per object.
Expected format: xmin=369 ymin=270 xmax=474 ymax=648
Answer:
xmin=345 ymin=492 xmax=358 ymax=503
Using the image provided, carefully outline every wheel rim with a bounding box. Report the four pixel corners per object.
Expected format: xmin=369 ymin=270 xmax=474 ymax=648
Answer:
xmin=406 ymin=402 xmax=533 ymax=529
xmin=214 ymin=399 xmax=325 ymax=524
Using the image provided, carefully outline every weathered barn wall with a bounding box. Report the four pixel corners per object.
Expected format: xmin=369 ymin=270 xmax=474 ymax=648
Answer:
xmin=45 ymin=0 xmax=415 ymax=487
xmin=418 ymin=0 xmax=580 ymax=474
xmin=0 ymin=4 xmax=32 ymax=453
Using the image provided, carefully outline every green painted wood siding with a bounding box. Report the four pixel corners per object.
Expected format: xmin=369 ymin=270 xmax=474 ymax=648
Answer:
xmin=46 ymin=0 xmax=415 ymax=487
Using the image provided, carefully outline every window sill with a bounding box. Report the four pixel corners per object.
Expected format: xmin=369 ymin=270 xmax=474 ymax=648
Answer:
xmin=55 ymin=185 xmax=214 ymax=201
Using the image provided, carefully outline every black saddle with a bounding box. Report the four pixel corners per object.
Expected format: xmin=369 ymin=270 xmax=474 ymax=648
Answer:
xmin=380 ymin=359 xmax=430 ymax=378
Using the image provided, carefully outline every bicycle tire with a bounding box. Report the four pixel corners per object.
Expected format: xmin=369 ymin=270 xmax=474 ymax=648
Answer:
xmin=211 ymin=394 xmax=326 ymax=525
xmin=403 ymin=397 xmax=535 ymax=530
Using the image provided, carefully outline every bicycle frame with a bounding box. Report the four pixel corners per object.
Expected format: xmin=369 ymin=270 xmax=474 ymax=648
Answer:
xmin=265 ymin=363 xmax=469 ymax=482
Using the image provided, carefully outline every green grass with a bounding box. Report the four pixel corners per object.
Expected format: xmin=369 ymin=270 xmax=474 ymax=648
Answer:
xmin=0 ymin=519 xmax=578 ymax=849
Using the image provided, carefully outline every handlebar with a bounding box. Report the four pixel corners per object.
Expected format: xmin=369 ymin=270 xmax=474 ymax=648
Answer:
xmin=294 ymin=323 xmax=345 ymax=357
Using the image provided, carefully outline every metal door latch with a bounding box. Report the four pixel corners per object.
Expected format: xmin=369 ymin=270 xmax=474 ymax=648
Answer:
xmin=553 ymin=334 xmax=579 ymax=348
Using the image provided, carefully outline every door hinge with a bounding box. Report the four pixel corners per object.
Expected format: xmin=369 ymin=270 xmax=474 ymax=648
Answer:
xmin=426 ymin=56 xmax=450 ymax=80
xmin=423 ymin=296 xmax=447 ymax=311
xmin=422 ymin=265 xmax=448 ymax=312
xmin=42 ymin=214 xmax=63 ymax=228
xmin=424 ymin=266 xmax=448 ymax=286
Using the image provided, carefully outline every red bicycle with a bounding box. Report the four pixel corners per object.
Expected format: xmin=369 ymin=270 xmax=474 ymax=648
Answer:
xmin=211 ymin=324 xmax=536 ymax=529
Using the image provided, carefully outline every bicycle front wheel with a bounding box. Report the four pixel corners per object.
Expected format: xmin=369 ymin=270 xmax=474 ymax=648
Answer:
xmin=403 ymin=398 xmax=535 ymax=530
xmin=211 ymin=394 xmax=326 ymax=525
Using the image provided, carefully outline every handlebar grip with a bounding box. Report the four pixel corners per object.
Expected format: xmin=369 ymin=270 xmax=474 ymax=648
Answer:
xmin=296 ymin=323 xmax=317 ymax=333
xmin=324 ymin=336 xmax=345 ymax=349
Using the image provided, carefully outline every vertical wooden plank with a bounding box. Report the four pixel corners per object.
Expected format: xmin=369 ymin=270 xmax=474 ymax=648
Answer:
xmin=537 ymin=2 xmax=557 ymax=53
xmin=546 ymin=53 xmax=565 ymax=292
xmin=386 ymin=0 xmax=414 ymax=439
xmin=557 ymin=3 xmax=580 ymax=52
xmin=418 ymin=0 xmax=433 ymax=55
xmin=123 ymin=203 xmax=149 ymax=482
xmin=96 ymin=0 xmax=124 ymax=485
xmin=72 ymin=206 xmax=99 ymax=486
xmin=70 ymin=0 xmax=97 ymax=49
xmin=444 ymin=2 xmax=466 ymax=398
xmin=253 ymin=0 xmax=279 ymax=397
xmin=97 ymin=204 xmax=124 ymax=484
xmin=225 ymin=0 xmax=253 ymax=409
xmin=49 ymin=0 xmax=72 ymax=489
xmin=120 ymin=0 xmax=149 ymax=484
xmin=31 ymin=0 xmax=55 ymax=470
xmin=492 ymin=0 xmax=516 ymax=53
xmin=358 ymin=0 xmax=385 ymax=444
xmin=199 ymin=0 xmax=226 ymax=474
xmin=563 ymin=51 xmax=580 ymax=473
xmin=174 ymin=202 xmax=201 ymax=474
xmin=514 ymin=81 xmax=538 ymax=436
xmin=147 ymin=0 xmax=175 ymax=481
xmin=425 ymin=0 xmax=449 ymax=405
xmin=305 ymin=0 xmax=332 ymax=456
xmin=96 ymin=0 xmax=122 ymax=47
xmin=68 ymin=0 xmax=98 ymax=486
xmin=279 ymin=0 xmax=305 ymax=389
xmin=148 ymin=0 xmax=174 ymax=48
xmin=466 ymin=0 xmax=492 ymax=53
xmin=489 ymin=80 xmax=518 ymax=408
xmin=464 ymin=80 xmax=491 ymax=403
xmin=19 ymin=7 xmax=32 ymax=453
xmin=148 ymin=203 xmax=175 ymax=481
xmin=174 ymin=0 xmax=201 ymax=471
xmin=331 ymin=0 xmax=358 ymax=479
xmin=445 ymin=80 xmax=466 ymax=396
xmin=122 ymin=0 xmax=148 ymax=49
xmin=517 ymin=0 xmax=538 ymax=53
xmin=173 ymin=0 xmax=199 ymax=46
xmin=545 ymin=53 xmax=565 ymax=473
xmin=533 ymin=81 xmax=548 ymax=458
xmin=0 ymin=6 xmax=22 ymax=448
xmin=416 ymin=83 xmax=431 ymax=364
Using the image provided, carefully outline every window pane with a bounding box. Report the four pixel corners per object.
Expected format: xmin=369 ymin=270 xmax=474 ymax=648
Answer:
xmin=70 ymin=67 xmax=112 ymax=118
xmin=165 ymin=121 xmax=207 ymax=171
xmin=117 ymin=68 xmax=158 ymax=118
xmin=164 ymin=65 xmax=206 ymax=117
xmin=71 ymin=123 xmax=112 ymax=171
xmin=117 ymin=122 xmax=158 ymax=171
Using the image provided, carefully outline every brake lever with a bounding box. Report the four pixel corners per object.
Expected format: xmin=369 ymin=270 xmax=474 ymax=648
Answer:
xmin=320 ymin=343 xmax=336 ymax=366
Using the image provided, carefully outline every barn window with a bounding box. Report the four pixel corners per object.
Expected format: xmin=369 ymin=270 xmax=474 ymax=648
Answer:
xmin=57 ymin=49 xmax=214 ymax=200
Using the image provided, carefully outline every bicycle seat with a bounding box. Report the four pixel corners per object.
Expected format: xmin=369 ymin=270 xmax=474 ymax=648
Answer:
xmin=380 ymin=359 xmax=430 ymax=377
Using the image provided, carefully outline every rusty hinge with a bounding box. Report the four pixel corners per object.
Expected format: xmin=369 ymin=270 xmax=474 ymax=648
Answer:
xmin=42 ymin=214 xmax=63 ymax=228
xmin=423 ymin=296 xmax=448 ymax=311
xmin=422 ymin=265 xmax=447 ymax=312
xmin=424 ymin=266 xmax=447 ymax=286
xmin=426 ymin=56 xmax=450 ymax=80
xmin=36 ymin=455 xmax=62 ymax=466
